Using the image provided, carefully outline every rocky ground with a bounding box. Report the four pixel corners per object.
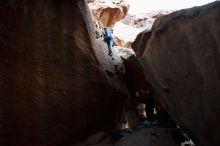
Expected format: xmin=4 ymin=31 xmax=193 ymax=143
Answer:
xmin=74 ymin=126 xmax=193 ymax=146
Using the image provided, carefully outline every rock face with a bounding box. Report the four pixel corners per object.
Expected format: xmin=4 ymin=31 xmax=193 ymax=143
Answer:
xmin=86 ymin=0 xmax=95 ymax=3
xmin=87 ymin=0 xmax=129 ymax=27
xmin=115 ymin=37 xmax=132 ymax=48
xmin=113 ymin=11 xmax=172 ymax=48
xmin=121 ymin=10 xmax=173 ymax=29
xmin=0 ymin=0 xmax=125 ymax=146
xmin=132 ymin=2 xmax=220 ymax=146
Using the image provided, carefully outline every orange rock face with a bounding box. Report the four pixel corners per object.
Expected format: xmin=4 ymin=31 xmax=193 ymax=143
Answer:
xmin=115 ymin=37 xmax=132 ymax=48
xmin=87 ymin=0 xmax=129 ymax=27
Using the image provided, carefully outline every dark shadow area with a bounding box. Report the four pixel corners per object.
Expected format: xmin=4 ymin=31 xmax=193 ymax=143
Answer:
xmin=121 ymin=55 xmax=152 ymax=96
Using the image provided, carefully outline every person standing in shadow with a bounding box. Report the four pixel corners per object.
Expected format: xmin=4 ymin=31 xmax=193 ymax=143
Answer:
xmin=144 ymin=90 xmax=154 ymax=122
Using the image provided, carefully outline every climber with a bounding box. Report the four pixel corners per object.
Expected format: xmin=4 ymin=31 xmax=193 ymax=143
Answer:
xmin=152 ymin=104 xmax=170 ymax=127
xmin=103 ymin=27 xmax=115 ymax=56
xmin=135 ymin=90 xmax=147 ymax=123
xmin=135 ymin=89 xmax=154 ymax=124
xmin=145 ymin=90 xmax=154 ymax=122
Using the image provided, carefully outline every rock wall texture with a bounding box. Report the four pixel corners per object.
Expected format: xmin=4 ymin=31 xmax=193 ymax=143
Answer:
xmin=87 ymin=0 xmax=129 ymax=27
xmin=121 ymin=10 xmax=173 ymax=29
xmin=0 ymin=0 xmax=124 ymax=146
xmin=115 ymin=36 xmax=132 ymax=48
xmin=122 ymin=55 xmax=152 ymax=94
xmin=132 ymin=2 xmax=220 ymax=146
xmin=112 ymin=10 xmax=173 ymax=49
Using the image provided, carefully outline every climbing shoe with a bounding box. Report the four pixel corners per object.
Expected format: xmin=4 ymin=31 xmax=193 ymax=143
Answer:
xmin=108 ymin=53 xmax=113 ymax=56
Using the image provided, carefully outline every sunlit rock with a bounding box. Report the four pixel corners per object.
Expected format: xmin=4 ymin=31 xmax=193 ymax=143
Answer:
xmin=113 ymin=10 xmax=172 ymax=48
xmin=87 ymin=0 xmax=129 ymax=27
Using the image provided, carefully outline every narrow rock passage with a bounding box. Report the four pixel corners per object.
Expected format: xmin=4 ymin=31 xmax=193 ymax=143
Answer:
xmin=73 ymin=43 xmax=193 ymax=146
xmin=0 ymin=0 xmax=218 ymax=146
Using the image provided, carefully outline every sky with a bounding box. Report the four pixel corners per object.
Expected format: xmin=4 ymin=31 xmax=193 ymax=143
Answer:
xmin=125 ymin=0 xmax=216 ymax=14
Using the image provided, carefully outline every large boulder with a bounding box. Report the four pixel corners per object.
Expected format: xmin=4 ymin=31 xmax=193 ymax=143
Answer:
xmin=0 ymin=0 xmax=125 ymax=146
xmin=132 ymin=2 xmax=220 ymax=146
xmin=87 ymin=0 xmax=129 ymax=27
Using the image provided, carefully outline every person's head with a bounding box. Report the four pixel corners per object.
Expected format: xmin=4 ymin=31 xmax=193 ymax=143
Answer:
xmin=135 ymin=91 xmax=139 ymax=97
xmin=139 ymin=114 xmax=146 ymax=122
xmin=155 ymin=104 xmax=162 ymax=112
xmin=103 ymin=27 xmax=107 ymax=32
xmin=139 ymin=89 xmax=145 ymax=96
xmin=105 ymin=27 xmax=113 ymax=32
xmin=110 ymin=28 xmax=113 ymax=33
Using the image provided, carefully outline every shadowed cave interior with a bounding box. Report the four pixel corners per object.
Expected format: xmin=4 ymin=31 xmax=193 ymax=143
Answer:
xmin=0 ymin=0 xmax=219 ymax=146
